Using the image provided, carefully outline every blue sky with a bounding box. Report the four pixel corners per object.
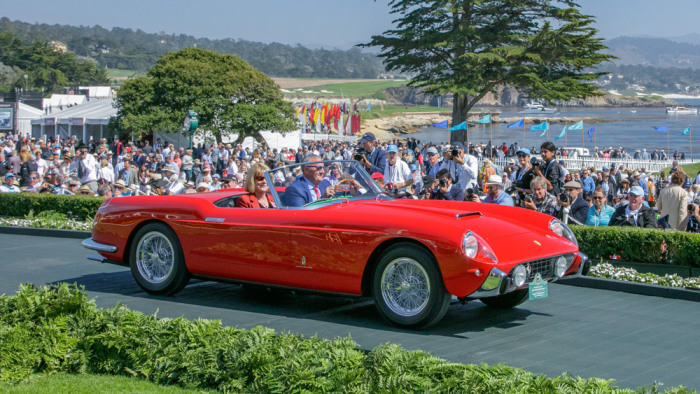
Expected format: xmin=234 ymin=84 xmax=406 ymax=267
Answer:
xmin=4 ymin=0 xmax=700 ymax=49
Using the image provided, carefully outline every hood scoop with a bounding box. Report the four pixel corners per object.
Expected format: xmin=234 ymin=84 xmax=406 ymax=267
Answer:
xmin=456 ymin=211 xmax=482 ymax=219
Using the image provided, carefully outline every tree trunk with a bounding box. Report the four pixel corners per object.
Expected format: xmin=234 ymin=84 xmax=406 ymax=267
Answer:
xmin=450 ymin=93 xmax=468 ymax=144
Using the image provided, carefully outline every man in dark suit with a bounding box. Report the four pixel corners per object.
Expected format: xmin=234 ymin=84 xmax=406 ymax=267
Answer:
xmin=284 ymin=155 xmax=334 ymax=207
xmin=609 ymin=186 xmax=657 ymax=228
xmin=356 ymin=132 xmax=386 ymax=175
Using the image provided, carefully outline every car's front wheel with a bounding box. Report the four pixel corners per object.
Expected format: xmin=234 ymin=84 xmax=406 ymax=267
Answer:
xmin=130 ymin=223 xmax=190 ymax=295
xmin=372 ymin=244 xmax=451 ymax=329
xmin=480 ymin=289 xmax=529 ymax=308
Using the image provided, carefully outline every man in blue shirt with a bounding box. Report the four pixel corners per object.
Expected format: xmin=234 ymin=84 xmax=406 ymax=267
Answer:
xmin=469 ymin=175 xmax=514 ymax=206
xmin=580 ymin=169 xmax=595 ymax=197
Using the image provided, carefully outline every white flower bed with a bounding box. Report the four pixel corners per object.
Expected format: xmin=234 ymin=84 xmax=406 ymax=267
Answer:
xmin=589 ymin=263 xmax=700 ymax=289
xmin=0 ymin=217 xmax=92 ymax=231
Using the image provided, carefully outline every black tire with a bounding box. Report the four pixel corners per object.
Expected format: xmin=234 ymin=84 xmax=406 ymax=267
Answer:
xmin=130 ymin=222 xmax=190 ymax=295
xmin=372 ymin=244 xmax=451 ymax=329
xmin=480 ymin=289 xmax=529 ymax=309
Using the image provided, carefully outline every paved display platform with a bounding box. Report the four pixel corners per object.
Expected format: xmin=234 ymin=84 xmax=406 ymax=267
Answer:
xmin=1 ymin=233 xmax=698 ymax=390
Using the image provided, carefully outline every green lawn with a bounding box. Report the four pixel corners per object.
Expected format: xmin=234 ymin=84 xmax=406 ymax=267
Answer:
xmin=284 ymin=79 xmax=407 ymax=98
xmin=105 ymin=69 xmax=144 ymax=78
xmin=659 ymin=162 xmax=700 ymax=176
xmin=0 ymin=373 xmax=212 ymax=393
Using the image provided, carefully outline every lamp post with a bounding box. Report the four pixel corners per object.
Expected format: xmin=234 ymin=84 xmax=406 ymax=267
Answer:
xmin=23 ymin=74 xmax=28 ymax=91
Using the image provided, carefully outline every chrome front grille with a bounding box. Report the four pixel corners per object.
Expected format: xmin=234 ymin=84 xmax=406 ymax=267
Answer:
xmin=523 ymin=257 xmax=555 ymax=282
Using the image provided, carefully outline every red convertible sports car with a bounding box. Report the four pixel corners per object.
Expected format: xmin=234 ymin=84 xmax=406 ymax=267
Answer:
xmin=84 ymin=160 xmax=588 ymax=329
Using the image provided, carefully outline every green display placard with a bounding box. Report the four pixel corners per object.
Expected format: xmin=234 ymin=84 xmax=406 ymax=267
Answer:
xmin=528 ymin=273 xmax=548 ymax=300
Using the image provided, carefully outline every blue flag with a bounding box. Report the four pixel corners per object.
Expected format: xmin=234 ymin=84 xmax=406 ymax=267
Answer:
xmin=682 ymin=126 xmax=691 ymax=136
xmin=449 ymin=121 xmax=467 ymax=131
xmin=475 ymin=114 xmax=491 ymax=124
xmin=530 ymin=122 xmax=548 ymax=134
xmin=653 ymin=126 xmax=668 ymax=132
xmin=507 ymin=119 xmax=525 ymax=128
xmin=555 ymin=125 xmax=567 ymax=140
xmin=432 ymin=120 xmax=449 ymax=128
xmin=568 ymin=120 xmax=584 ymax=130
xmin=587 ymin=126 xmax=595 ymax=142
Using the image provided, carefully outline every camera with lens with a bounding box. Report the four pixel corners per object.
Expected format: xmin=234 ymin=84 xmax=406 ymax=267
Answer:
xmin=530 ymin=157 xmax=543 ymax=167
xmin=353 ymin=147 xmax=366 ymax=162
xmin=465 ymin=188 xmax=474 ymax=199
xmin=559 ymin=192 xmax=571 ymax=203
xmin=438 ymin=178 xmax=448 ymax=188
xmin=451 ymin=149 xmax=459 ymax=158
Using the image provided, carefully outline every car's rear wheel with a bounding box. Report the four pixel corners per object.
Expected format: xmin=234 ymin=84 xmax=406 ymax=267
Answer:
xmin=130 ymin=223 xmax=189 ymax=295
xmin=372 ymin=244 xmax=451 ymax=329
xmin=480 ymin=289 xmax=529 ymax=308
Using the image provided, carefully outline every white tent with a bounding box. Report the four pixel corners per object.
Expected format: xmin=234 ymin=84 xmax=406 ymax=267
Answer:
xmin=17 ymin=103 xmax=43 ymax=137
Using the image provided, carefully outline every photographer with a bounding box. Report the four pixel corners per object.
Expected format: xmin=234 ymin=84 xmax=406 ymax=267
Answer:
xmin=679 ymin=202 xmax=700 ymax=233
xmin=355 ymin=132 xmax=386 ymax=175
xmin=521 ymin=176 xmax=560 ymax=217
xmin=532 ymin=141 xmax=564 ymax=196
xmin=439 ymin=142 xmax=478 ymax=193
xmin=558 ymin=181 xmax=588 ymax=225
xmin=468 ymin=175 xmax=514 ymax=206
xmin=429 ymin=169 xmax=464 ymax=201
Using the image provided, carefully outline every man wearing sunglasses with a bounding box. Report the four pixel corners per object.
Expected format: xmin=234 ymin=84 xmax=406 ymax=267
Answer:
xmin=284 ymin=155 xmax=334 ymax=207
xmin=23 ymin=172 xmax=42 ymax=193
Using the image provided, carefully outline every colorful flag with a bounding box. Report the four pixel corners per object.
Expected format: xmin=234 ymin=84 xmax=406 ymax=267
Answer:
xmin=653 ymin=126 xmax=668 ymax=132
xmin=530 ymin=122 xmax=548 ymax=133
xmin=587 ymin=126 xmax=595 ymax=142
xmin=432 ymin=120 xmax=449 ymax=128
xmin=507 ymin=119 xmax=524 ymax=128
xmin=568 ymin=120 xmax=584 ymax=130
xmin=449 ymin=121 xmax=467 ymax=131
xmin=555 ymin=125 xmax=567 ymax=140
xmin=682 ymin=126 xmax=691 ymax=136
xmin=475 ymin=114 xmax=491 ymax=124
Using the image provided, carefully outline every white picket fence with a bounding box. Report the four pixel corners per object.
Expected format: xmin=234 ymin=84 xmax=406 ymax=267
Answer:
xmin=485 ymin=157 xmax=694 ymax=173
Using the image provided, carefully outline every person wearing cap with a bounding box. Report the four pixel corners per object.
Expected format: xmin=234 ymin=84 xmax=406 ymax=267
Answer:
xmin=356 ymin=132 xmax=387 ymax=175
xmin=440 ymin=141 xmax=478 ymax=193
xmin=533 ymin=141 xmax=564 ymax=196
xmin=112 ymin=179 xmax=127 ymax=197
xmin=284 ymin=155 xmax=334 ymax=207
xmin=558 ymin=180 xmax=588 ymax=225
xmin=0 ymin=173 xmax=20 ymax=193
xmin=656 ymin=169 xmax=688 ymax=230
xmin=409 ymin=163 xmax=424 ymax=194
xmin=73 ymin=141 xmax=99 ymax=193
xmin=196 ymin=182 xmax=211 ymax=193
xmin=384 ymin=144 xmax=412 ymax=190
xmin=609 ymin=185 xmax=657 ymax=228
xmin=424 ymin=146 xmax=441 ymax=178
xmin=471 ymin=175 xmax=514 ymax=206
xmin=78 ymin=184 xmax=94 ymax=197
xmin=210 ymin=173 xmax=222 ymax=191
xmin=512 ymin=148 xmax=534 ymax=193
xmin=222 ymin=173 xmax=238 ymax=189
xmin=630 ymin=170 xmax=649 ymax=199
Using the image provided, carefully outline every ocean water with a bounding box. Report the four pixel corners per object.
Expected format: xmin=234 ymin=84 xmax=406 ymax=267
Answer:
xmin=412 ymin=99 xmax=700 ymax=159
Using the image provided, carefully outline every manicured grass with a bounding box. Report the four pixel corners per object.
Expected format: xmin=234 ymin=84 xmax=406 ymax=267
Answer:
xmin=284 ymin=79 xmax=407 ymax=97
xmin=659 ymin=163 xmax=700 ymax=175
xmin=105 ymin=69 xmax=144 ymax=78
xmin=0 ymin=373 xmax=211 ymax=393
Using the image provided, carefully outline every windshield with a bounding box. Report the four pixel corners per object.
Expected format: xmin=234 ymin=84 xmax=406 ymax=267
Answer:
xmin=266 ymin=160 xmax=384 ymax=208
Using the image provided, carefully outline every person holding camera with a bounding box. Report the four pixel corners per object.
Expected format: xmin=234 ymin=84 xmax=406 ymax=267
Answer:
xmin=468 ymin=175 xmax=514 ymax=206
xmin=532 ymin=141 xmax=564 ymax=196
xmin=521 ymin=176 xmax=559 ymax=217
xmin=558 ymin=180 xmax=588 ymax=225
xmin=656 ymin=169 xmax=688 ymax=230
xmin=440 ymin=142 xmax=478 ymax=193
xmin=609 ymin=186 xmax=657 ymax=228
xmin=678 ymin=201 xmax=700 ymax=232
xmin=429 ymin=169 xmax=464 ymax=201
xmin=355 ymin=132 xmax=387 ymax=175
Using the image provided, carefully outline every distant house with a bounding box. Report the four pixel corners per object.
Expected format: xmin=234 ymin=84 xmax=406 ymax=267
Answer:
xmin=49 ymin=41 xmax=67 ymax=53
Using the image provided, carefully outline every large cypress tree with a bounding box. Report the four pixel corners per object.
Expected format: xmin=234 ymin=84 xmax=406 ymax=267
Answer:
xmin=364 ymin=0 xmax=614 ymax=143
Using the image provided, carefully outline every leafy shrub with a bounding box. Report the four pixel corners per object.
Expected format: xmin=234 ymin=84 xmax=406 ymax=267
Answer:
xmin=0 ymin=193 xmax=104 ymax=221
xmin=572 ymin=226 xmax=700 ymax=267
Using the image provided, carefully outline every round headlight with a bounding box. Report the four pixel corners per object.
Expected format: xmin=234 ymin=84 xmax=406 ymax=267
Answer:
xmin=549 ymin=219 xmax=578 ymax=246
xmin=462 ymin=233 xmax=478 ymax=258
xmin=461 ymin=231 xmax=498 ymax=263
xmin=554 ymin=256 xmax=568 ymax=278
xmin=512 ymin=264 xmax=528 ymax=287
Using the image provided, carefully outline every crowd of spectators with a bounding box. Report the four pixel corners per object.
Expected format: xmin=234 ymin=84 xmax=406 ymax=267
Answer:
xmin=1 ymin=132 xmax=699 ymax=233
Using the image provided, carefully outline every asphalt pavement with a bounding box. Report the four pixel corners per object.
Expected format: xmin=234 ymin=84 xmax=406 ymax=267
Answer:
xmin=1 ymin=232 xmax=698 ymax=390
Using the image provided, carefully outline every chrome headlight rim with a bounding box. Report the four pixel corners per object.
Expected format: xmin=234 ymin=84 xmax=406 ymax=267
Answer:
xmin=554 ymin=256 xmax=569 ymax=278
xmin=512 ymin=264 xmax=528 ymax=287
xmin=549 ymin=219 xmax=578 ymax=247
xmin=461 ymin=231 xmax=498 ymax=264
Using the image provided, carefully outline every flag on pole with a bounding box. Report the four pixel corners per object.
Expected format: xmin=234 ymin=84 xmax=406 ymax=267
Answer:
xmin=555 ymin=125 xmax=567 ymax=140
xmin=432 ymin=120 xmax=449 ymax=128
xmin=587 ymin=126 xmax=595 ymax=142
xmin=568 ymin=120 xmax=584 ymax=130
xmin=530 ymin=122 xmax=548 ymax=134
xmin=449 ymin=121 xmax=467 ymax=131
xmin=507 ymin=119 xmax=525 ymax=128
xmin=682 ymin=126 xmax=691 ymax=136
xmin=475 ymin=114 xmax=491 ymax=124
xmin=653 ymin=126 xmax=668 ymax=132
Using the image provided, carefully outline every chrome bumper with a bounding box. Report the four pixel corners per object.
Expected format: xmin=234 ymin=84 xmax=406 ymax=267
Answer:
xmin=82 ymin=238 xmax=117 ymax=253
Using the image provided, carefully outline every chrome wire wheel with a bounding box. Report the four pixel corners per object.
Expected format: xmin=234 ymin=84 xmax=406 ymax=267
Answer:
xmin=380 ymin=257 xmax=431 ymax=317
xmin=135 ymin=231 xmax=175 ymax=284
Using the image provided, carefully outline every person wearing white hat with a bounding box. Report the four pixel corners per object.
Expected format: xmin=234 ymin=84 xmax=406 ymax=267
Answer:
xmin=470 ymin=175 xmax=514 ymax=206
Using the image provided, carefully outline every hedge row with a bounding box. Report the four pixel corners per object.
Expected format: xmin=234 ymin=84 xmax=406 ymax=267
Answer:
xmin=0 ymin=193 xmax=104 ymax=221
xmin=1 ymin=283 xmax=668 ymax=393
xmin=571 ymin=226 xmax=700 ymax=267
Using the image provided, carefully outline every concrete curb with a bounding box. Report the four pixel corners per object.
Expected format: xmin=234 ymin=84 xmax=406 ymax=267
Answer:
xmin=557 ymin=276 xmax=700 ymax=302
xmin=3 ymin=226 xmax=699 ymax=302
xmin=0 ymin=225 xmax=91 ymax=239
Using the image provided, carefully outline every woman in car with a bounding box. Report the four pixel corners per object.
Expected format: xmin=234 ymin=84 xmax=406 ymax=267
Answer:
xmin=236 ymin=163 xmax=276 ymax=208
